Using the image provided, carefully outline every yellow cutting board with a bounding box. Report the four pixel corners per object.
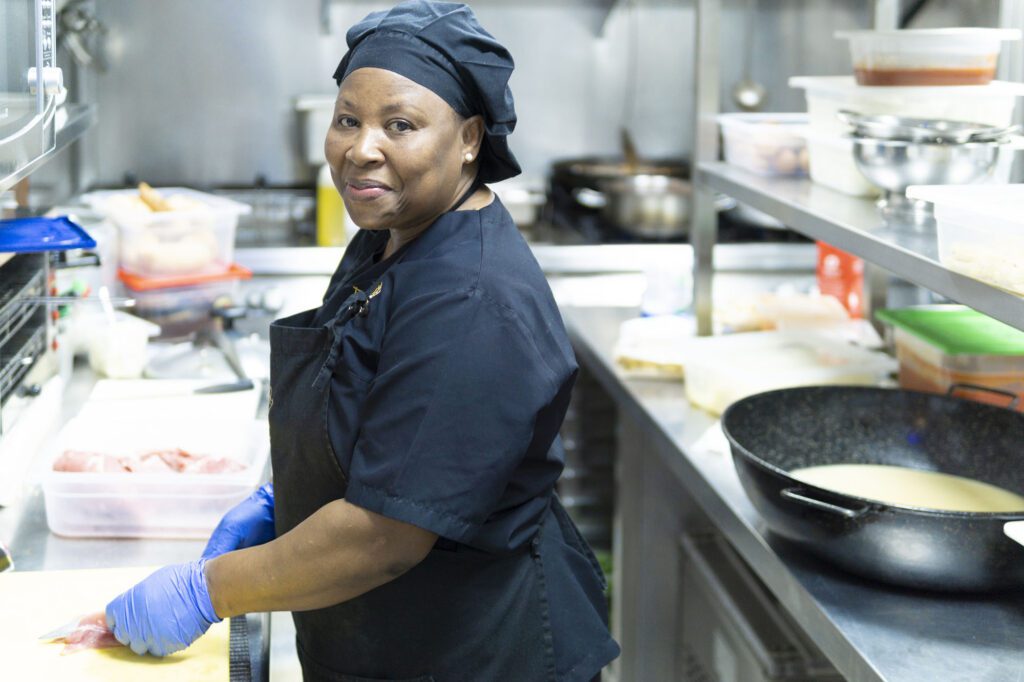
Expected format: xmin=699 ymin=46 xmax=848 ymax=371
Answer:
xmin=0 ymin=566 xmax=229 ymax=680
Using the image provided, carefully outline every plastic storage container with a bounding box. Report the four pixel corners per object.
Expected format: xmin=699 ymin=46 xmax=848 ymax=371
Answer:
xmin=43 ymin=418 xmax=269 ymax=538
xmin=717 ymin=113 xmax=809 ymax=177
xmin=119 ymin=264 xmax=252 ymax=339
xmin=295 ymin=94 xmax=337 ymax=165
xmin=804 ymin=132 xmax=879 ymax=197
xmin=679 ymin=331 xmax=895 ymax=415
xmin=877 ymin=306 xmax=1024 ymax=411
xmin=84 ymin=188 xmax=251 ymax=278
xmin=789 ymin=76 xmax=1024 ymax=195
xmin=905 ymin=184 xmax=1024 ymax=295
xmin=836 ymin=29 xmax=1021 ymax=86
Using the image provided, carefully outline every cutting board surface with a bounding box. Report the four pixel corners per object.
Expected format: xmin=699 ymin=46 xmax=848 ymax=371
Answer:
xmin=0 ymin=566 xmax=229 ymax=680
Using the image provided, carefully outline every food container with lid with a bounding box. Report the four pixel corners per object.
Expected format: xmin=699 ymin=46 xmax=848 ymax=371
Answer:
xmin=84 ymin=188 xmax=250 ymax=279
xmin=717 ymin=113 xmax=809 ymax=177
xmin=118 ymin=263 xmax=252 ymax=339
xmin=836 ymin=29 xmax=1021 ymax=86
xmin=679 ymin=330 xmax=895 ymax=415
xmin=905 ymin=184 xmax=1024 ymax=295
xmin=877 ymin=306 xmax=1024 ymax=411
xmin=43 ymin=415 xmax=268 ymax=539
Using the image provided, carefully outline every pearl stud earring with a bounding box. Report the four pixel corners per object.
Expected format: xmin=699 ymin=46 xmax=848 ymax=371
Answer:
xmin=465 ymin=153 xmax=474 ymax=162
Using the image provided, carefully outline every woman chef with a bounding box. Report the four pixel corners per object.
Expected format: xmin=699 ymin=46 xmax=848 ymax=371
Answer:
xmin=105 ymin=2 xmax=620 ymax=680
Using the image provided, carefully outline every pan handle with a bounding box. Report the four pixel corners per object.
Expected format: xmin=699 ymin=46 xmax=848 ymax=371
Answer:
xmin=1004 ymin=521 xmax=1024 ymax=549
xmin=947 ymin=383 xmax=1020 ymax=410
xmin=780 ymin=488 xmax=869 ymax=519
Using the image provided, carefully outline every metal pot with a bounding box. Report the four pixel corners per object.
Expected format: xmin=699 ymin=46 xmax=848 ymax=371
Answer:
xmin=721 ymin=385 xmax=1024 ymax=592
xmin=573 ymin=174 xmax=737 ymax=240
xmin=573 ymin=174 xmax=692 ymax=239
xmin=550 ymin=156 xmax=689 ymax=188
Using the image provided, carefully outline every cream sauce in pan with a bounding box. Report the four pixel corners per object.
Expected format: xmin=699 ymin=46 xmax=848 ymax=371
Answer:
xmin=789 ymin=463 xmax=1024 ymax=513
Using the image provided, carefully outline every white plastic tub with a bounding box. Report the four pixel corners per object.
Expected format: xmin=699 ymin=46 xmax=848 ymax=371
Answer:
xmin=836 ymin=29 xmax=1020 ymax=86
xmin=804 ymin=132 xmax=879 ymax=197
xmin=295 ymin=94 xmax=337 ymax=165
xmin=679 ymin=331 xmax=895 ymax=415
xmin=84 ymin=188 xmax=251 ymax=278
xmin=906 ymin=184 xmax=1024 ymax=295
xmin=43 ymin=417 xmax=268 ymax=539
xmin=790 ymin=76 xmax=1024 ymax=136
xmin=717 ymin=113 xmax=809 ymax=177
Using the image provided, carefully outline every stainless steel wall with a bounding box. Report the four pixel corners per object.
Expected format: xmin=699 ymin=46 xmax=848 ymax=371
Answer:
xmin=66 ymin=0 xmax=995 ymax=189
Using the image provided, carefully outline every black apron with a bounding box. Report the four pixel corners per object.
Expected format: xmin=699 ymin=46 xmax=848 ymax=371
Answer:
xmin=269 ymin=188 xmax=572 ymax=682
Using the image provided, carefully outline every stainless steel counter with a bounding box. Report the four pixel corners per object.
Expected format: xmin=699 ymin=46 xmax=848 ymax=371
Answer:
xmin=563 ymin=305 xmax=1024 ymax=682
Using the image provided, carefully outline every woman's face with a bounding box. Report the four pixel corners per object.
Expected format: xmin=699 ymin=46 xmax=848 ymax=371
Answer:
xmin=326 ymin=67 xmax=481 ymax=233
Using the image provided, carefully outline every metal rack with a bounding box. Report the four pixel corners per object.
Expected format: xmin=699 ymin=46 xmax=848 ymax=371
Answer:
xmin=0 ymin=103 xmax=96 ymax=195
xmin=689 ymin=0 xmax=1024 ymax=335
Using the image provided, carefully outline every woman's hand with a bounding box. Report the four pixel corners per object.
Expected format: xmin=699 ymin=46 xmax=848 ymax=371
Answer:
xmin=201 ymin=482 xmax=275 ymax=559
xmin=105 ymin=559 xmax=221 ymax=656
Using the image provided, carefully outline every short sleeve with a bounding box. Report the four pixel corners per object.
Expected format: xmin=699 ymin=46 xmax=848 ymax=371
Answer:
xmin=343 ymin=286 xmax=562 ymax=542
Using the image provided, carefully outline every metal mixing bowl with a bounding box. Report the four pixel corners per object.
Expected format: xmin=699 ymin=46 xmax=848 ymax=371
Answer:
xmin=851 ymin=137 xmax=1005 ymax=224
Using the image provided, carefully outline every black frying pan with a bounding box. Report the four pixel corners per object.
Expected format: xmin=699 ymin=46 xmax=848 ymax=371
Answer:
xmin=721 ymin=385 xmax=1024 ymax=592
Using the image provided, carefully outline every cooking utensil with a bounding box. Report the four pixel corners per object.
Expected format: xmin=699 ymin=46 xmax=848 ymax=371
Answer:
xmin=850 ymin=136 xmax=1005 ymax=224
xmin=838 ymin=110 xmax=1020 ymax=144
xmin=551 ymin=156 xmax=689 ymax=187
xmin=722 ymin=385 xmax=1024 ymax=592
xmin=573 ymin=175 xmax=735 ymax=240
xmin=620 ymin=128 xmax=640 ymax=174
xmin=732 ymin=0 xmax=766 ymax=111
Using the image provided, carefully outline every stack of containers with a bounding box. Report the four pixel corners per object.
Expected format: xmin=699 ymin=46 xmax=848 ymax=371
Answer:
xmin=877 ymin=305 xmax=1024 ymax=411
xmin=790 ymin=28 xmax=1024 ymax=196
xmin=83 ymin=188 xmax=252 ymax=338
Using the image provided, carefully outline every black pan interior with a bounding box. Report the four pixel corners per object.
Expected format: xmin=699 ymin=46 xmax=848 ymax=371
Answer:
xmin=722 ymin=386 xmax=1024 ymax=497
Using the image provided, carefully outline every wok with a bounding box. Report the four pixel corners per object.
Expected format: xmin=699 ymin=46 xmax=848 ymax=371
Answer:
xmin=721 ymin=385 xmax=1024 ymax=592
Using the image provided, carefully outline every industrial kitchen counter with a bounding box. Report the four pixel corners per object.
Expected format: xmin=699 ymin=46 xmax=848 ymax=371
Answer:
xmin=562 ymin=304 xmax=1024 ymax=682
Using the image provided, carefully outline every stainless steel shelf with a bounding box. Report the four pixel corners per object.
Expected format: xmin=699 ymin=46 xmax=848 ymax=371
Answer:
xmin=696 ymin=161 xmax=1024 ymax=331
xmin=0 ymin=104 xmax=96 ymax=195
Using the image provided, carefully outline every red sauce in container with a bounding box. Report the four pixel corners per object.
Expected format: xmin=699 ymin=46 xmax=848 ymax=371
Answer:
xmin=854 ymin=66 xmax=996 ymax=86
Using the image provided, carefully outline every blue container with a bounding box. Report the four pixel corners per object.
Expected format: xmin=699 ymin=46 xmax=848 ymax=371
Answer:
xmin=0 ymin=216 xmax=96 ymax=253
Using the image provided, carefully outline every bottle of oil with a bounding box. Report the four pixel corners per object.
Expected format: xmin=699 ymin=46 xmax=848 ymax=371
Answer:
xmin=316 ymin=164 xmax=347 ymax=246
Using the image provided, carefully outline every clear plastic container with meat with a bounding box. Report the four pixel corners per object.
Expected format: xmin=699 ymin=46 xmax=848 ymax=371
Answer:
xmin=42 ymin=416 xmax=268 ymax=539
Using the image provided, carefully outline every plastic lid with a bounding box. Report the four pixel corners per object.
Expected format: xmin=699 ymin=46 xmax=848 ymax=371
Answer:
xmin=835 ymin=28 xmax=1021 ymax=41
xmin=905 ymin=184 xmax=1024 ymax=223
xmin=788 ymin=76 xmax=1024 ymax=96
xmin=877 ymin=306 xmax=1024 ymax=356
xmin=0 ymin=216 xmax=97 ymax=253
xmin=119 ymin=263 xmax=252 ymax=291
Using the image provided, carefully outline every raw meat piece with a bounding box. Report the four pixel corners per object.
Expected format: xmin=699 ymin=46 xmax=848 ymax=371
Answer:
xmin=150 ymin=448 xmax=196 ymax=473
xmin=129 ymin=451 xmax=177 ymax=473
xmin=53 ymin=612 xmax=123 ymax=655
xmin=148 ymin=448 xmax=244 ymax=474
xmin=182 ymin=456 xmax=245 ymax=474
xmin=52 ymin=451 xmax=131 ymax=473
xmin=53 ymin=448 xmax=245 ymax=475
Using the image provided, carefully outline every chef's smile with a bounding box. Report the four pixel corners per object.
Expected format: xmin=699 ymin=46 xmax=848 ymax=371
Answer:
xmin=343 ymin=179 xmax=393 ymax=201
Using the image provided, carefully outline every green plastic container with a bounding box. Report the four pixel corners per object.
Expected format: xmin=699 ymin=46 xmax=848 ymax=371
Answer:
xmin=876 ymin=305 xmax=1024 ymax=410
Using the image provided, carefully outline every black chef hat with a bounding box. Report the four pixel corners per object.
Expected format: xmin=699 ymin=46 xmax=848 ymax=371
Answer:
xmin=333 ymin=0 xmax=521 ymax=184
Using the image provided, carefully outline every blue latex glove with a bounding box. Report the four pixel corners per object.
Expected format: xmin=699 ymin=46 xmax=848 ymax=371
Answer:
xmin=201 ymin=482 xmax=275 ymax=560
xmin=105 ymin=559 xmax=221 ymax=657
